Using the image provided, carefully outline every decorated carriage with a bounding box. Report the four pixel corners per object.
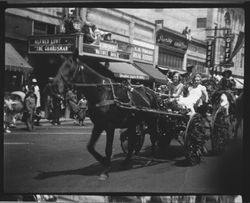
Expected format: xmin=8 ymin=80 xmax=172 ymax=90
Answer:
xmin=120 ymin=72 xmax=239 ymax=164
xmin=27 ymin=32 xmax=239 ymax=179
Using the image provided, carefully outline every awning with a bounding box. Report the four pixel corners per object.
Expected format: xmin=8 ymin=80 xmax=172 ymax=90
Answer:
xmin=5 ymin=43 xmax=33 ymax=72
xmin=100 ymin=62 xmax=149 ymax=80
xmin=134 ymin=62 xmax=168 ymax=84
xmin=234 ymin=78 xmax=244 ymax=89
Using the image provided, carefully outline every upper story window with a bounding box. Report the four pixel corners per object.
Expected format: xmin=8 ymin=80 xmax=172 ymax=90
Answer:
xmin=197 ymin=18 xmax=207 ymax=28
xmin=33 ymin=20 xmax=56 ymax=35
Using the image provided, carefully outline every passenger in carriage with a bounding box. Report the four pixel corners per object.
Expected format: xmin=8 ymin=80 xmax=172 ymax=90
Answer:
xmin=218 ymin=70 xmax=236 ymax=90
xmin=178 ymin=73 xmax=209 ymax=115
xmin=169 ymin=72 xmax=184 ymax=101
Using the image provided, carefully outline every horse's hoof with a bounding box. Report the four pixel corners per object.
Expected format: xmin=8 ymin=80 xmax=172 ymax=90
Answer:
xmin=98 ymin=173 xmax=109 ymax=181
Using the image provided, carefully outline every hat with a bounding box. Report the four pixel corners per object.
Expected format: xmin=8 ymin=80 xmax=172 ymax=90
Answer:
xmin=186 ymin=64 xmax=194 ymax=70
xmin=32 ymin=78 xmax=37 ymax=83
xmin=222 ymin=70 xmax=232 ymax=76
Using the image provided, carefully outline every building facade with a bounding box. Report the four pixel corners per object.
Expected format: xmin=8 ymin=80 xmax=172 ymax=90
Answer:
xmin=118 ymin=8 xmax=245 ymax=79
xmin=5 ymin=7 xmax=244 ymax=88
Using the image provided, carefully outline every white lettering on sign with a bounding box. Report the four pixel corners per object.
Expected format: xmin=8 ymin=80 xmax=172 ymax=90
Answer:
xmin=44 ymin=45 xmax=69 ymax=52
xmin=142 ymin=54 xmax=153 ymax=61
xmin=141 ymin=48 xmax=153 ymax=55
xmin=50 ymin=39 xmax=60 ymax=44
xmin=133 ymin=45 xmax=154 ymax=63
xmin=110 ymin=52 xmax=117 ymax=57
xmin=100 ymin=42 xmax=117 ymax=52
xmin=133 ymin=52 xmax=142 ymax=59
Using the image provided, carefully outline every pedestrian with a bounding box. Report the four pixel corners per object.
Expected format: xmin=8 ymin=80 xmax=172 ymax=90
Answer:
xmin=4 ymin=93 xmax=15 ymax=133
xmin=77 ymin=94 xmax=87 ymax=126
xmin=9 ymin=75 xmax=18 ymax=92
xmin=43 ymin=77 xmax=54 ymax=121
xmin=51 ymin=85 xmax=63 ymax=125
xmin=31 ymin=78 xmax=42 ymax=126
xmin=65 ymin=87 xmax=78 ymax=124
xmin=23 ymin=89 xmax=37 ymax=131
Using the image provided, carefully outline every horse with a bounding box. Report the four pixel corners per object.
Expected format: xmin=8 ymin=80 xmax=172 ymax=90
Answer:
xmin=53 ymin=55 xmax=161 ymax=180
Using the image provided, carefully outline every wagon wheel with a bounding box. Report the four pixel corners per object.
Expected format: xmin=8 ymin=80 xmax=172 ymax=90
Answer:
xmin=120 ymin=122 xmax=146 ymax=155
xmin=184 ymin=113 xmax=206 ymax=165
xmin=211 ymin=107 xmax=229 ymax=155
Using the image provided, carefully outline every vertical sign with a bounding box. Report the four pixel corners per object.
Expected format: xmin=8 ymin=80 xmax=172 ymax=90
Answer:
xmin=224 ymin=35 xmax=232 ymax=63
xmin=206 ymin=39 xmax=214 ymax=68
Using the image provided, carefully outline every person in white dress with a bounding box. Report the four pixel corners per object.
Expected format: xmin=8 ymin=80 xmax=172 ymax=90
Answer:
xmin=178 ymin=74 xmax=209 ymax=115
xmin=31 ymin=78 xmax=41 ymax=125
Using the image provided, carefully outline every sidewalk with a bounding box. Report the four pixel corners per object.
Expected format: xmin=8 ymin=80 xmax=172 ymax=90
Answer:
xmin=15 ymin=117 xmax=92 ymax=125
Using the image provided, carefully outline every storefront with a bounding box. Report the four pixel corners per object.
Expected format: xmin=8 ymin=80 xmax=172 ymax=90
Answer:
xmin=5 ymin=43 xmax=33 ymax=93
xmin=186 ymin=39 xmax=207 ymax=74
xmin=156 ymin=28 xmax=188 ymax=72
xmin=132 ymin=39 xmax=167 ymax=86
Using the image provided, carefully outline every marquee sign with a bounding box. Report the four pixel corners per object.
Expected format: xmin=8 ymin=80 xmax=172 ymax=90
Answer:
xmin=80 ymin=41 xmax=131 ymax=61
xmin=156 ymin=30 xmax=188 ymax=51
xmin=28 ymin=35 xmax=76 ymax=54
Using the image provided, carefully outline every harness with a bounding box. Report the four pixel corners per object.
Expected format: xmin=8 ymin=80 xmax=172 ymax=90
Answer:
xmin=58 ymin=62 xmax=152 ymax=108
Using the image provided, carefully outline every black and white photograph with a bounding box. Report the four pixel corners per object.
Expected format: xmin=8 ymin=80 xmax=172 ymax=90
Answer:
xmin=0 ymin=194 xmax=244 ymax=202
xmin=3 ymin=6 xmax=245 ymax=196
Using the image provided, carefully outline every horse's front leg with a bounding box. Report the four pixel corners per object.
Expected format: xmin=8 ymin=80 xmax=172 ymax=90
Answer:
xmin=98 ymin=127 xmax=115 ymax=180
xmin=87 ymin=124 xmax=106 ymax=167
xmin=123 ymin=120 xmax=137 ymax=168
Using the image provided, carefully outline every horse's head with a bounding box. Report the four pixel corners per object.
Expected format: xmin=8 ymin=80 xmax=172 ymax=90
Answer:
xmin=53 ymin=55 xmax=79 ymax=94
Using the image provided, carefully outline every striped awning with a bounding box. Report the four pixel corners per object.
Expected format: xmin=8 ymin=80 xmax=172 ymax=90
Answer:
xmin=101 ymin=62 xmax=149 ymax=80
xmin=5 ymin=43 xmax=33 ymax=72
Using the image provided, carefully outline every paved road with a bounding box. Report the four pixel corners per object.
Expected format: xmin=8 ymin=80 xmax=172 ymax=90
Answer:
xmin=3 ymin=118 xmax=243 ymax=194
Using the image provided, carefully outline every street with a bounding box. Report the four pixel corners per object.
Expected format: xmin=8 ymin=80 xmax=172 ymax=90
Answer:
xmin=3 ymin=118 xmax=243 ymax=194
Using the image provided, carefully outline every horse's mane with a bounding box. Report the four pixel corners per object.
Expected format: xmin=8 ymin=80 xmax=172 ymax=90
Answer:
xmin=79 ymin=60 xmax=111 ymax=83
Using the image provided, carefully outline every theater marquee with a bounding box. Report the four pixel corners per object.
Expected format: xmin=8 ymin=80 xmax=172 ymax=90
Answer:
xmin=28 ymin=35 xmax=77 ymax=54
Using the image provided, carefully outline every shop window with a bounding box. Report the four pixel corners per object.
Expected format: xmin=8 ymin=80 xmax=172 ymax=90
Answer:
xmin=158 ymin=49 xmax=183 ymax=70
xmin=197 ymin=18 xmax=207 ymax=28
xmin=33 ymin=20 xmax=56 ymax=35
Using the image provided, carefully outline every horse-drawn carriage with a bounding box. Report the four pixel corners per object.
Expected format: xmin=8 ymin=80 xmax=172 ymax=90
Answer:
xmin=120 ymin=75 xmax=239 ymax=164
xmin=27 ymin=33 xmax=241 ymax=179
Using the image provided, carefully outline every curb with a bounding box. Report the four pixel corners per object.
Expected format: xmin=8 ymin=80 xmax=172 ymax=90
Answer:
xmin=16 ymin=117 xmax=92 ymax=125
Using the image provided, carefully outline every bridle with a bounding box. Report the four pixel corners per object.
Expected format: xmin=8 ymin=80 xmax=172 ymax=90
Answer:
xmin=57 ymin=60 xmax=152 ymax=108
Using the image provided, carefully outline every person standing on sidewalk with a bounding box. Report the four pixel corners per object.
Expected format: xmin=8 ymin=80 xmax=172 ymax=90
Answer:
xmin=31 ymin=78 xmax=42 ymax=126
xmin=51 ymin=85 xmax=64 ymax=125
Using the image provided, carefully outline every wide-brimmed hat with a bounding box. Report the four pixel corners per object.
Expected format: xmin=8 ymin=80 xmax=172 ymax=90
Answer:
xmin=222 ymin=70 xmax=232 ymax=76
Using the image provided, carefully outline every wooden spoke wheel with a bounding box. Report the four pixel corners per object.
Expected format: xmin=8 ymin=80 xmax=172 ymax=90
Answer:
xmin=120 ymin=122 xmax=146 ymax=155
xmin=184 ymin=113 xmax=206 ymax=165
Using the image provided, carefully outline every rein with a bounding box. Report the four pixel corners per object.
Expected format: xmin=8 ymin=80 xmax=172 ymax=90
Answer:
xmin=58 ymin=60 xmax=153 ymax=108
